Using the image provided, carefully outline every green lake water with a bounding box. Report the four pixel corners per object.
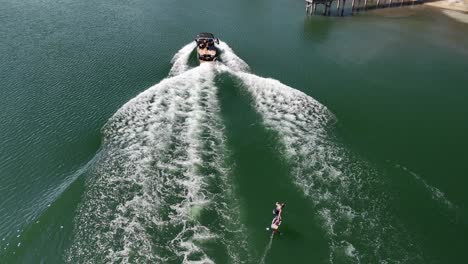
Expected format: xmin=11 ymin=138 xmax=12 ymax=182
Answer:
xmin=1 ymin=0 xmax=468 ymax=263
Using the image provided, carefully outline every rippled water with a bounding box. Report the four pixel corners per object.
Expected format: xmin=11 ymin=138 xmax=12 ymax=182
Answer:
xmin=1 ymin=0 xmax=468 ymax=263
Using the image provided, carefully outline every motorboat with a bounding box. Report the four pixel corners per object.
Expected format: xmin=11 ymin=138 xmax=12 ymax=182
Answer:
xmin=195 ymin=33 xmax=220 ymax=63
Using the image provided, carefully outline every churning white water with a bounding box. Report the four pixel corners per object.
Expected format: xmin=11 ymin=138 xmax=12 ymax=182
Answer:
xmin=67 ymin=45 xmax=248 ymax=263
xmin=67 ymin=41 xmax=442 ymax=263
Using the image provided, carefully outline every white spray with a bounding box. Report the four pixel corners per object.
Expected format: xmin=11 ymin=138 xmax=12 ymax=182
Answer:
xmin=217 ymin=44 xmax=423 ymax=263
xmin=67 ymin=44 xmax=249 ymax=264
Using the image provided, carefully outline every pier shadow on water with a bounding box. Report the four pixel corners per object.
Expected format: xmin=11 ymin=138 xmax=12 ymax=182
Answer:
xmin=303 ymin=16 xmax=336 ymax=43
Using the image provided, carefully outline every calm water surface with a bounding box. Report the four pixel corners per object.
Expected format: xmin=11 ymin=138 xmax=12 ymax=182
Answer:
xmin=1 ymin=0 xmax=468 ymax=263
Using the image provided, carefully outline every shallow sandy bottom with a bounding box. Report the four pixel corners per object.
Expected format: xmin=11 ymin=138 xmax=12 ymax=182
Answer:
xmin=442 ymin=9 xmax=468 ymax=23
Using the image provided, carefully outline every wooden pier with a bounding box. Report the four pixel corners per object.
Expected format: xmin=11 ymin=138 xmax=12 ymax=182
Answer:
xmin=306 ymin=0 xmax=424 ymax=16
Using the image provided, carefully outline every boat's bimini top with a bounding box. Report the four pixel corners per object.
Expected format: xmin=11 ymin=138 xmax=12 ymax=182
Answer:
xmin=196 ymin=32 xmax=215 ymax=40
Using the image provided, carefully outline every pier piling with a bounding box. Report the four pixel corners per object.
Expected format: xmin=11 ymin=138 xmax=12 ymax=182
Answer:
xmin=341 ymin=0 xmax=346 ymax=16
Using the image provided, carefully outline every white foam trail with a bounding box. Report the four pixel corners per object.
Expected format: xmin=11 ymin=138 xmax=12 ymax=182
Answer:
xmin=67 ymin=66 xmax=213 ymax=263
xmin=238 ymin=71 xmax=421 ymax=262
xmin=169 ymin=42 xmax=197 ymax=77
xmin=67 ymin=54 xmax=249 ymax=263
xmin=259 ymin=233 xmax=274 ymax=264
xmin=217 ymin=42 xmax=250 ymax=72
xmin=216 ymin=46 xmax=424 ymax=262
xmin=396 ymin=164 xmax=455 ymax=210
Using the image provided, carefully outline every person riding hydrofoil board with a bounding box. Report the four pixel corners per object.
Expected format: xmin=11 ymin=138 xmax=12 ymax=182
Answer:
xmin=271 ymin=202 xmax=285 ymax=233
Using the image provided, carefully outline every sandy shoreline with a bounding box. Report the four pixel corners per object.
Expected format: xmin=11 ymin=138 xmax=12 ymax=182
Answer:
xmin=425 ymin=0 xmax=468 ymax=13
xmin=424 ymin=0 xmax=468 ymax=24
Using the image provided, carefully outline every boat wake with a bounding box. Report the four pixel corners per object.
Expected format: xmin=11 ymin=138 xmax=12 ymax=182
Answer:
xmin=259 ymin=233 xmax=274 ymax=264
xmin=66 ymin=45 xmax=249 ymax=263
xmin=395 ymin=164 xmax=456 ymax=211
xmin=67 ymin=40 xmax=429 ymax=263
xmin=214 ymin=46 xmax=425 ymax=263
